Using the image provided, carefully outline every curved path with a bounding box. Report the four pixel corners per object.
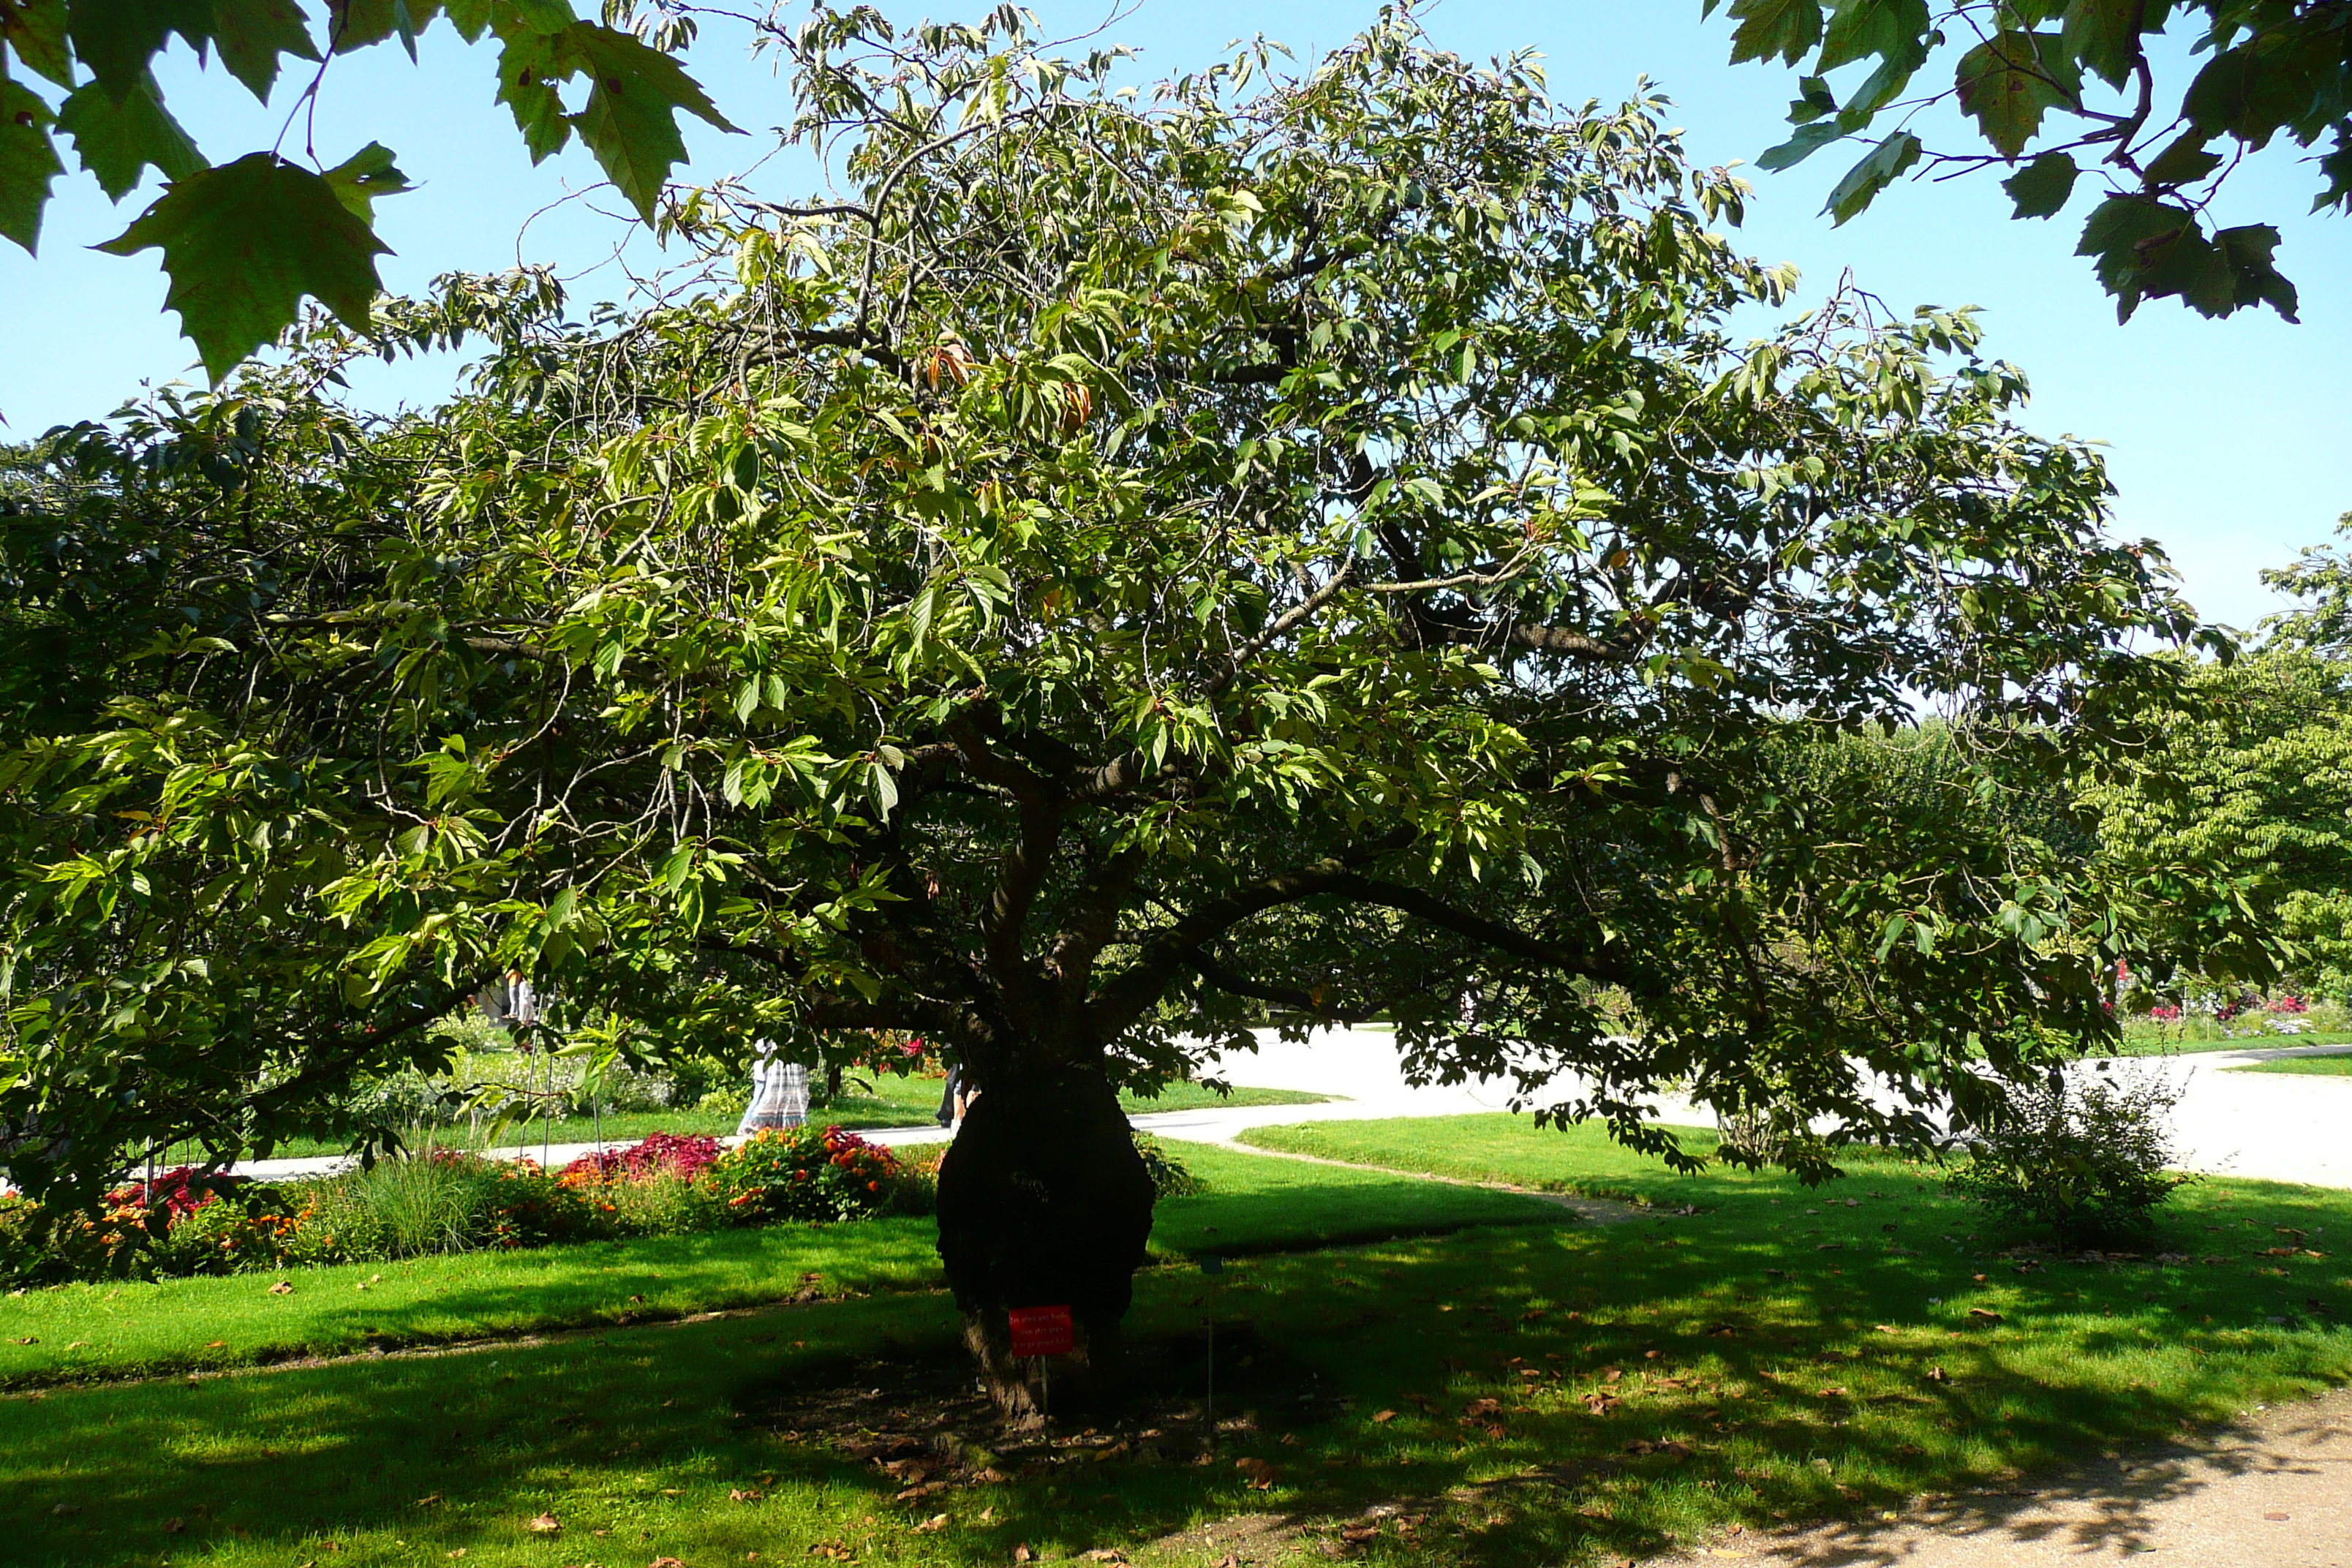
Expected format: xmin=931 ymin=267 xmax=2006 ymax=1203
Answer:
xmin=190 ymin=1028 xmax=2351 ymax=1188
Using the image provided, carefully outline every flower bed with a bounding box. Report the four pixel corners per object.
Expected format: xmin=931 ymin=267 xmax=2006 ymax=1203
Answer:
xmin=4 ymin=1126 xmax=1199 ymax=1289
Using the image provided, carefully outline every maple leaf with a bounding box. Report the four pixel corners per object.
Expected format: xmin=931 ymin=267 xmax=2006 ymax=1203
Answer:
xmin=1 ymin=71 xmax=64 ymax=252
xmin=96 ymin=151 xmax=390 ymax=379
xmin=561 ymin=23 xmax=739 ymax=222
xmin=56 ymin=72 xmax=204 ymax=200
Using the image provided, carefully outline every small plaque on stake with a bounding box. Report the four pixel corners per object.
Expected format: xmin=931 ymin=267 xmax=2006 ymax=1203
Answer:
xmin=1007 ymin=1304 xmax=1075 ymax=1357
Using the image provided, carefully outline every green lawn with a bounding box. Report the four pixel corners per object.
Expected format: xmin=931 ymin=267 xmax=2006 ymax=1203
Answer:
xmin=174 ymin=1079 xmax=1330 ymax=1165
xmin=2226 ymin=1050 xmax=2352 ymax=1076
xmin=5 ymin=1119 xmax=2349 ymax=1568
xmin=0 ymin=1144 xmax=1551 ymax=1390
xmin=2108 ymin=1028 xmax=2352 ymax=1056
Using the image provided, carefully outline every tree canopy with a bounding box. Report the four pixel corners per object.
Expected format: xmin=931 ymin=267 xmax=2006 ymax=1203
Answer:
xmin=2091 ymin=515 xmax=2352 ymax=1003
xmin=1703 ymin=0 xmax=2347 ymax=322
xmin=1 ymin=11 xmax=2253 ymax=1218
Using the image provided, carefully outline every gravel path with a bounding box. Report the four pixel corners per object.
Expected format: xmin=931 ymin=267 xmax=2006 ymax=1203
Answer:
xmin=1656 ymin=1387 xmax=2352 ymax=1566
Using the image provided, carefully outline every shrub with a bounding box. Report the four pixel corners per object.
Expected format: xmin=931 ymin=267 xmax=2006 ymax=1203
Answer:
xmin=696 ymin=1085 xmax=752 ymax=1118
xmin=704 ymin=1126 xmax=914 ymax=1224
xmin=1947 ymin=1065 xmax=2193 ymax=1245
xmin=1133 ymin=1132 xmax=1204 ymax=1198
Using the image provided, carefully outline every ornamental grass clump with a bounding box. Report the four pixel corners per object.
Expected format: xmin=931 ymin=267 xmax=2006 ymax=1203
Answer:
xmin=1947 ymin=1064 xmax=2194 ymax=1245
xmin=704 ymin=1126 xmax=923 ymax=1224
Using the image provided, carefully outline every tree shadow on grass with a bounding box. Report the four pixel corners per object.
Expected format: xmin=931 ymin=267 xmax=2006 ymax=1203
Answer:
xmin=0 ymin=1176 xmax=2345 ymax=1568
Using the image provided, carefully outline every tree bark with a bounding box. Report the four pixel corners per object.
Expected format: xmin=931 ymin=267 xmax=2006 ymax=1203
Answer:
xmin=935 ymin=1063 xmax=1156 ymax=1419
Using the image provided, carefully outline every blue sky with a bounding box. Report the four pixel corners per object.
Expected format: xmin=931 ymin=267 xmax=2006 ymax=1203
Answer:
xmin=4 ymin=0 xmax=2345 ymax=632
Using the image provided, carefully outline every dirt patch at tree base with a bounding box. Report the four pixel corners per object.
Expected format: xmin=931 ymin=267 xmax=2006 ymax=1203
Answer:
xmin=733 ymin=1319 xmax=1352 ymax=1500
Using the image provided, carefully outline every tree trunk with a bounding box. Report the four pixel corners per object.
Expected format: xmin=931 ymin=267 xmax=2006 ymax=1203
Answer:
xmin=935 ymin=1063 xmax=1156 ymax=1420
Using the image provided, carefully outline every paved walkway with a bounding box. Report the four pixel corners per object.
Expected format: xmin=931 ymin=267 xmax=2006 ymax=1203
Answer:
xmin=203 ymin=1029 xmax=2352 ymax=1189
xmin=1656 ymin=1386 xmax=2352 ymax=1566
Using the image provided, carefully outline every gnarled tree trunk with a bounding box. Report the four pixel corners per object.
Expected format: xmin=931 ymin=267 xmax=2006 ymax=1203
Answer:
xmin=935 ymin=1063 xmax=1156 ymax=1419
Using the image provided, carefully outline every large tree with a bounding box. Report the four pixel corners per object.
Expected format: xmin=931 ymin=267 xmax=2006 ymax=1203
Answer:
xmin=2 ymin=12 xmax=2244 ymax=1409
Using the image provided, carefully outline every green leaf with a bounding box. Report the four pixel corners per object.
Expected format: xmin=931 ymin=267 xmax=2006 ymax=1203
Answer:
xmin=2215 ymin=223 xmax=2298 ymax=323
xmin=2076 ymin=195 xmax=2219 ymax=322
xmin=1820 ymin=129 xmax=1921 ymax=225
xmin=212 ymin=0 xmax=320 ymax=101
xmin=325 ymin=0 xmax=443 ymax=53
xmin=494 ymin=20 xmax=573 ymax=162
xmin=1787 ymin=74 xmax=1836 ymax=123
xmin=0 ymin=69 xmax=63 ymax=252
xmin=1758 ymin=119 xmax=1842 ymax=172
xmin=57 ymin=72 xmax=204 ymax=200
xmin=2060 ymin=0 xmax=2142 ymax=90
xmin=1954 ymin=31 xmax=2078 ymax=159
xmin=1 ymin=0 xmax=75 ymax=89
xmin=323 ymin=137 xmax=410 ymax=220
xmin=67 ymin=0 xmax=211 ymax=100
xmin=94 ymin=151 xmax=390 ymax=377
xmin=2182 ymin=43 xmax=2304 ymax=146
xmin=1725 ymin=0 xmax=1822 ymax=67
xmin=2141 ymin=131 xmax=2222 ymax=189
xmin=1817 ymin=0 xmax=1929 ymax=74
xmin=2002 ymin=151 xmax=2078 ymax=219
xmin=562 ymin=22 xmax=738 ymax=224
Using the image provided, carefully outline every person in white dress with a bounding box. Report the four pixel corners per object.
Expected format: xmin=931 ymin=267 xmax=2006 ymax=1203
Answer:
xmin=737 ymin=1040 xmax=811 ymax=1135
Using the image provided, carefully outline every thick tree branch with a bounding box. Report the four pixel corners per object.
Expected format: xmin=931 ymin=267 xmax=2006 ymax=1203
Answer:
xmin=948 ymin=712 xmax=1066 ymax=1017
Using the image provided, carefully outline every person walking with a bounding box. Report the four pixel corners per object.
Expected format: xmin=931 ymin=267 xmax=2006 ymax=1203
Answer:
xmin=738 ymin=1040 xmax=811 ymax=1135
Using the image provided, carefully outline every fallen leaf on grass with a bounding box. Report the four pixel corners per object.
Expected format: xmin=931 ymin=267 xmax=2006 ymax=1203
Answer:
xmin=914 ymin=1515 xmax=950 ymax=1534
xmin=728 ymin=1489 xmax=762 ymax=1503
xmin=1967 ymin=1308 xmax=2002 ymax=1323
xmin=1012 ymin=1545 xmax=1033 ymax=1564
xmin=1212 ymin=1556 xmax=1242 ymax=1568
xmin=1372 ymin=1410 xmax=1398 ymax=1423
xmin=9 ymin=1335 xmax=31 ymax=1345
xmin=1236 ymin=1457 xmax=1280 ymax=1490
xmin=528 ymin=1514 xmax=562 ymax=1534
xmin=652 ymin=1558 xmax=687 ymax=1567
xmin=1462 ymin=1398 xmax=1504 ymax=1418
xmin=415 ymin=1496 xmax=444 ymax=1509
xmin=268 ymin=1281 xmax=295 ymax=1295
xmin=163 ymin=1518 xmax=186 ymax=1535
xmin=807 ymin=1545 xmax=851 ymax=1562
xmin=1340 ymin=1526 xmax=1379 ymax=1544
xmin=1926 ymin=1367 xmax=1950 ymax=1383
xmin=1872 ymin=1324 xmax=1898 ymax=1334
xmin=205 ymin=1340 xmax=226 ymax=1348
xmin=1082 ymin=1550 xmax=1125 ymax=1562
xmin=1817 ymin=1387 xmax=1849 ymax=1398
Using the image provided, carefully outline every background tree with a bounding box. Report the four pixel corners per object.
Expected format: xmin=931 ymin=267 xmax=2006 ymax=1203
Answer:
xmin=2089 ymin=515 xmax=2352 ymax=1002
xmin=0 ymin=0 xmax=732 ymax=377
xmin=1702 ymin=0 xmax=2346 ymax=321
xmin=1 ymin=11 xmax=2255 ymax=1410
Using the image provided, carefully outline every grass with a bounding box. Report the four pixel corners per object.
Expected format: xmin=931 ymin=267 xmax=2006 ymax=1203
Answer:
xmin=7 ymin=1120 xmax=2348 ymax=1568
xmin=2106 ymin=1027 xmax=2352 ymax=1057
xmin=0 ymin=1144 xmax=1552 ymax=1390
xmin=181 ymin=1079 xmax=1330 ymax=1165
xmin=2225 ymin=1050 xmax=2352 ymax=1076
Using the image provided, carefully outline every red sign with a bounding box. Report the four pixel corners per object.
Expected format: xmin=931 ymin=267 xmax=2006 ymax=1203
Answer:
xmin=1007 ymin=1304 xmax=1074 ymax=1357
